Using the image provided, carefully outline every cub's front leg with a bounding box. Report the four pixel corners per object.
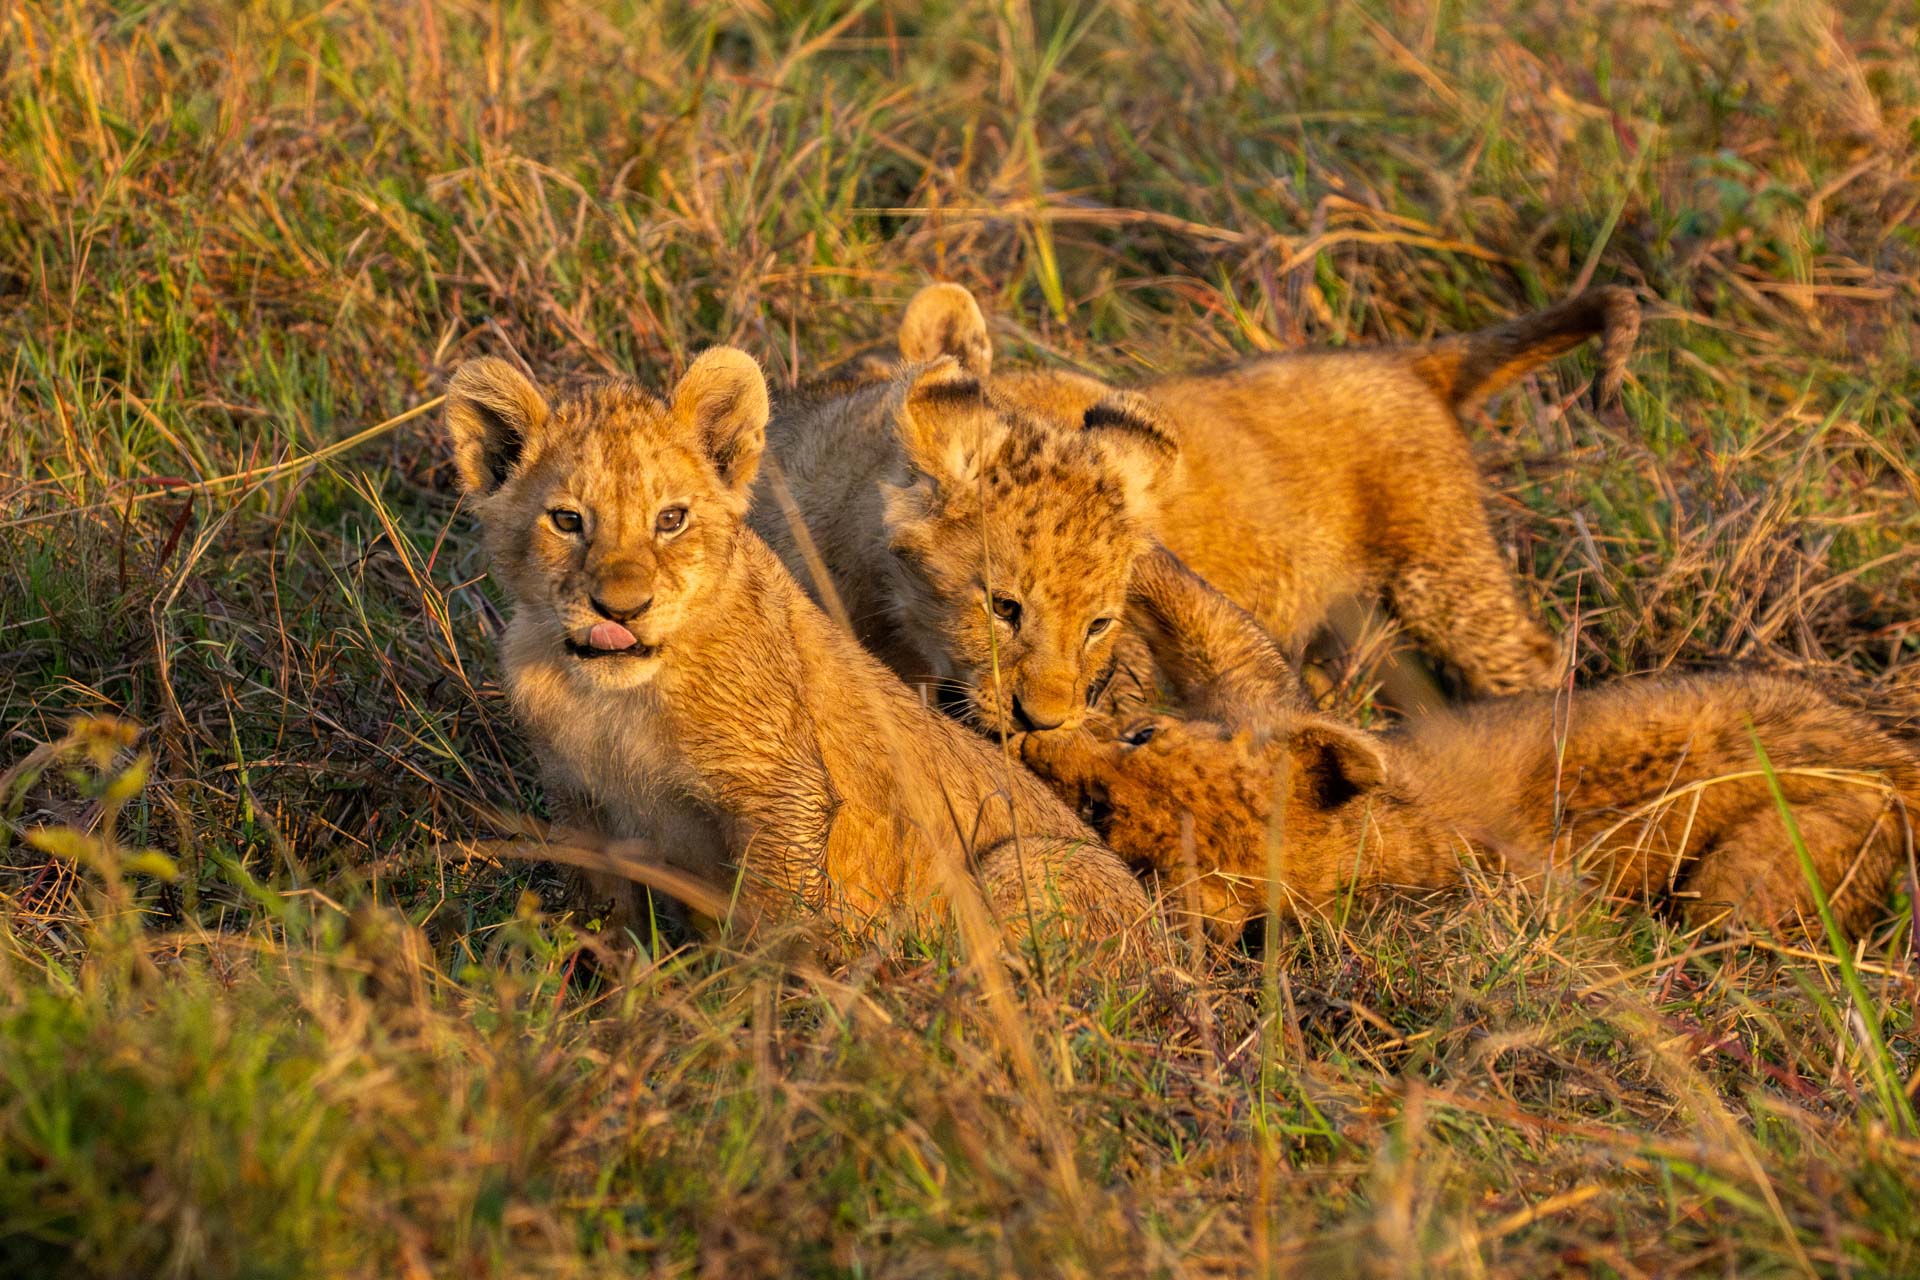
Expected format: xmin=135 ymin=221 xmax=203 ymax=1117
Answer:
xmin=532 ymin=775 xmax=721 ymax=940
xmin=1125 ymin=545 xmax=1302 ymax=733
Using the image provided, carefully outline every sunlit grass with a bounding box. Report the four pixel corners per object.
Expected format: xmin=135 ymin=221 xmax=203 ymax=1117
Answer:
xmin=3 ymin=0 xmax=1918 ymax=1275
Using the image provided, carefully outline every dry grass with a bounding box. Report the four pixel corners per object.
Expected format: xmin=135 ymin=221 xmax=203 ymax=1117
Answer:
xmin=2 ymin=0 xmax=1918 ymax=1275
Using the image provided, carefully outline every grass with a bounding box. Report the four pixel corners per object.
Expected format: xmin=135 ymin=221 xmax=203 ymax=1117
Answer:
xmin=3 ymin=0 xmax=1919 ymax=1274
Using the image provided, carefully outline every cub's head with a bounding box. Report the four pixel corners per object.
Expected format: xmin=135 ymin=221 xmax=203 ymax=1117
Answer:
xmin=881 ymin=364 xmax=1180 ymax=736
xmin=1020 ymin=713 xmax=1393 ymax=935
xmin=443 ymin=349 xmax=769 ymax=691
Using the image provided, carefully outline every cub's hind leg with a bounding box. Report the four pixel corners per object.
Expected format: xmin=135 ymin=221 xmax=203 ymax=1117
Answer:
xmin=1677 ymin=789 xmax=1904 ymax=937
xmin=1383 ymin=519 xmax=1563 ymax=699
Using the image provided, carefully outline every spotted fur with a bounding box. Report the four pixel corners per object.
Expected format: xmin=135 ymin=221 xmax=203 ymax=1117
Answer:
xmin=754 ymin=362 xmax=1175 ymax=736
xmin=1021 ymin=673 xmax=1918 ymax=942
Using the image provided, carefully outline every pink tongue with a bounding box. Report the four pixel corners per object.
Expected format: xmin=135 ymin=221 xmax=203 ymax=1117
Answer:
xmin=588 ymin=621 xmax=638 ymax=651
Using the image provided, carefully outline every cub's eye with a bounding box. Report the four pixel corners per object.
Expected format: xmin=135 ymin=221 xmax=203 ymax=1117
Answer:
xmin=990 ymin=594 xmax=1022 ymax=627
xmin=1119 ymin=721 xmax=1157 ymax=747
xmin=656 ymin=506 xmax=688 ymax=535
xmin=549 ymin=509 xmax=584 ymax=535
xmin=1086 ymin=617 xmax=1114 ymax=641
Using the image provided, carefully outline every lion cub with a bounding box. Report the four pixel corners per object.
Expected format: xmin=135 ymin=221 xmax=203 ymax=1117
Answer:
xmin=1021 ymin=674 xmax=1917 ymax=939
xmin=442 ymin=351 xmax=1148 ymax=943
xmin=783 ymin=282 xmax=1636 ymax=733
xmin=754 ymin=361 xmax=1181 ymax=738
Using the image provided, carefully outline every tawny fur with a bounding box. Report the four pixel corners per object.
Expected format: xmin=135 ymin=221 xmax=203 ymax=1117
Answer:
xmin=442 ymin=352 xmax=1150 ymax=946
xmin=1020 ymin=674 xmax=1917 ymax=941
xmin=1115 ymin=545 xmax=1304 ymax=735
xmin=775 ymin=282 xmax=1636 ymax=732
xmin=752 ymin=360 xmax=1177 ymax=738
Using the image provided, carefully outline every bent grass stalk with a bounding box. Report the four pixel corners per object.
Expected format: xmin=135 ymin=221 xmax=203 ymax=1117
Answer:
xmin=1751 ymin=727 xmax=1919 ymax=1137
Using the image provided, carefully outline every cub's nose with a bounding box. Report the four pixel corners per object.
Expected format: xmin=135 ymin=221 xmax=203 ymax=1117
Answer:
xmin=589 ymin=557 xmax=656 ymax=622
xmin=589 ymin=588 xmax=654 ymax=622
xmin=1009 ymin=695 xmax=1066 ymax=733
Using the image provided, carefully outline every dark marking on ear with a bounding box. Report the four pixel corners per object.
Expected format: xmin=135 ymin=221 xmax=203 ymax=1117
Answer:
xmin=671 ymin=346 xmax=769 ymax=495
xmin=1292 ymin=724 xmax=1387 ymax=811
xmin=931 ymin=316 xmax=962 ymax=357
xmin=700 ymin=387 xmax=741 ymax=428
xmin=700 ymin=388 xmax=747 ymax=480
xmin=899 ymin=283 xmax=993 ymax=376
xmin=1299 ymin=740 xmax=1365 ymax=809
xmin=476 ymin=403 xmax=527 ymax=490
xmin=1080 ymin=392 xmax=1181 ymax=516
xmin=898 ymin=364 xmax=1003 ymax=486
xmin=908 ymin=376 xmax=985 ymax=413
xmin=1082 ymin=400 xmax=1177 ymax=456
xmin=444 ymin=356 xmax=552 ymax=496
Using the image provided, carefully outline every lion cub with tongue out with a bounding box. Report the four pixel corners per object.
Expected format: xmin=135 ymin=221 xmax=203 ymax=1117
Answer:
xmin=442 ymin=349 xmax=1148 ymax=946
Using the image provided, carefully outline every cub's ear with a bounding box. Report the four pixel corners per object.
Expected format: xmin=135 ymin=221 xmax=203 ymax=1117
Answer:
xmin=671 ymin=347 xmax=770 ymax=498
xmin=898 ymin=283 xmax=992 ymax=378
xmin=1287 ymin=718 xmax=1389 ymax=811
xmin=897 ymin=358 xmax=1004 ymax=487
xmin=1082 ymin=391 xmax=1180 ymax=518
xmin=444 ymin=357 xmax=551 ymax=496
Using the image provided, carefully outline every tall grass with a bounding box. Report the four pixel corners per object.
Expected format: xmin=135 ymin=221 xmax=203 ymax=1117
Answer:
xmin=3 ymin=0 xmax=1919 ymax=1275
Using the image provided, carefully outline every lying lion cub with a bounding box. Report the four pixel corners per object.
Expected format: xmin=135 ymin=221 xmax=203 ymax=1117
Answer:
xmin=442 ymin=350 xmax=1148 ymax=944
xmin=1020 ymin=673 xmax=1917 ymax=939
xmin=766 ymin=282 xmax=1635 ymax=738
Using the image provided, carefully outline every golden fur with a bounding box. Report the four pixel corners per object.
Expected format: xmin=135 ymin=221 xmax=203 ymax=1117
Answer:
xmin=442 ymin=351 xmax=1150 ymax=944
xmin=753 ymin=360 xmax=1179 ymax=737
xmin=783 ymin=282 xmax=1636 ymax=733
xmin=1117 ymin=545 xmax=1303 ymax=734
xmin=1020 ymin=673 xmax=1917 ymax=940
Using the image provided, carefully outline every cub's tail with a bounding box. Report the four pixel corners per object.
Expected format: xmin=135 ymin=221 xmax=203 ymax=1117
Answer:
xmin=1412 ymin=286 xmax=1638 ymax=413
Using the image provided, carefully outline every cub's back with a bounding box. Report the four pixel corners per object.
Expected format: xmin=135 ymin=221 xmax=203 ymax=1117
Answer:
xmin=1397 ymin=673 xmax=1920 ymax=835
xmin=756 ymin=375 xmax=903 ymax=543
xmin=750 ymin=376 xmax=913 ymax=659
xmin=993 ymin=352 xmax=1483 ymax=626
xmin=1142 ymin=351 xmax=1486 ymax=546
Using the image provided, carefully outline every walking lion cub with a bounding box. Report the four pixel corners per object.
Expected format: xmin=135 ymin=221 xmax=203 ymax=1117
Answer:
xmin=763 ymin=283 xmax=1635 ymax=740
xmin=442 ymin=350 xmax=1148 ymax=945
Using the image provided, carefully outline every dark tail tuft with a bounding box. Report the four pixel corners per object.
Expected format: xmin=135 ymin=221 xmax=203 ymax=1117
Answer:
xmin=1413 ymin=286 xmax=1639 ymax=413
